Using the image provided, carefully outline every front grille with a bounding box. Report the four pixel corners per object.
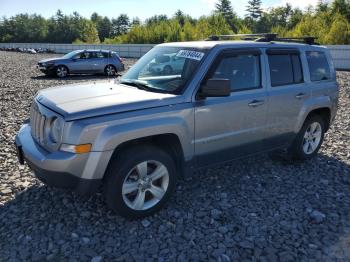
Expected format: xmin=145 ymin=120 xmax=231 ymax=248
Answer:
xmin=30 ymin=102 xmax=46 ymax=145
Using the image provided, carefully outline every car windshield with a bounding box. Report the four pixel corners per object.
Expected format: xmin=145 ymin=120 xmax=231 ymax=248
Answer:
xmin=120 ymin=46 xmax=208 ymax=94
xmin=62 ymin=50 xmax=81 ymax=59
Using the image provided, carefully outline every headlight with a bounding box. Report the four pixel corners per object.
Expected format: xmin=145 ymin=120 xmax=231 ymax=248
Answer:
xmin=44 ymin=62 xmax=55 ymax=67
xmin=49 ymin=117 xmax=64 ymax=143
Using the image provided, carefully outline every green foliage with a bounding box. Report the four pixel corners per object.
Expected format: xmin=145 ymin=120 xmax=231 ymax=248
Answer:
xmin=1 ymin=1 xmax=350 ymax=45
xmin=246 ymin=0 xmax=263 ymax=20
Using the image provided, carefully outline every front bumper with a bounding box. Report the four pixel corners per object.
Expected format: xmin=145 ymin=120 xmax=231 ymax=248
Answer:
xmin=37 ymin=64 xmax=55 ymax=74
xmin=15 ymin=124 xmax=102 ymax=196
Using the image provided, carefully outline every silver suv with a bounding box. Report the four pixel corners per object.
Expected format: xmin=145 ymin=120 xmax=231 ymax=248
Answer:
xmin=16 ymin=35 xmax=339 ymax=218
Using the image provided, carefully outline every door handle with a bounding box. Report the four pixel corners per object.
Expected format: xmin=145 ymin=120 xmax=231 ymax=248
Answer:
xmin=295 ymin=93 xmax=306 ymax=99
xmin=248 ymin=100 xmax=265 ymax=107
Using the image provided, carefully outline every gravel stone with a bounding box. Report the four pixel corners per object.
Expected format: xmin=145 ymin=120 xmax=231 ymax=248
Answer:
xmin=1 ymin=51 xmax=350 ymax=260
xmin=309 ymin=210 xmax=327 ymax=224
xmin=141 ymin=219 xmax=151 ymax=228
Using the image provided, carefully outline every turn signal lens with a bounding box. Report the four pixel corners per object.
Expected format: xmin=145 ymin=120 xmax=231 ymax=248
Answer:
xmin=60 ymin=144 xmax=92 ymax=154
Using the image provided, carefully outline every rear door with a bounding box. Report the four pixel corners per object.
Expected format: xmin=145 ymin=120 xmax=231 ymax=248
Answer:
xmin=90 ymin=51 xmax=106 ymax=73
xmin=264 ymin=48 xmax=310 ymax=148
xmin=194 ymin=49 xmax=269 ymax=166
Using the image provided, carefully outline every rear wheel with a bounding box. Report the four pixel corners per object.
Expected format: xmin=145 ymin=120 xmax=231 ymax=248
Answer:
xmin=56 ymin=65 xmax=68 ymax=78
xmin=288 ymin=115 xmax=325 ymax=160
xmin=105 ymin=65 xmax=117 ymax=76
xmin=104 ymin=145 xmax=177 ymax=219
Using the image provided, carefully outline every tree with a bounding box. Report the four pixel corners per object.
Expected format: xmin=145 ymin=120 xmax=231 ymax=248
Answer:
xmin=325 ymin=13 xmax=350 ymax=44
xmin=111 ymin=14 xmax=130 ymax=36
xmin=246 ymin=0 xmax=263 ymax=20
xmin=215 ymin=0 xmax=237 ymax=31
xmin=78 ymin=20 xmax=100 ymax=43
xmin=331 ymin=0 xmax=350 ymax=20
xmin=131 ymin=17 xmax=141 ymax=27
xmin=316 ymin=0 xmax=329 ymax=13
xmin=174 ymin=10 xmax=186 ymax=27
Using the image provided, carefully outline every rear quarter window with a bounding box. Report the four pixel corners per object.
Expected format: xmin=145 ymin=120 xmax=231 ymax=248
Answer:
xmin=306 ymin=51 xmax=331 ymax=81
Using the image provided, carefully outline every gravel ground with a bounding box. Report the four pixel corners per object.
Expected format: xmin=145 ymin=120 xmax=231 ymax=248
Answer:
xmin=1 ymin=51 xmax=350 ymax=261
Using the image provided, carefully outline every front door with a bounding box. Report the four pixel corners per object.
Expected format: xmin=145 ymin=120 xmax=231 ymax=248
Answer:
xmin=194 ymin=49 xmax=269 ymax=167
xmin=69 ymin=51 xmax=92 ymax=73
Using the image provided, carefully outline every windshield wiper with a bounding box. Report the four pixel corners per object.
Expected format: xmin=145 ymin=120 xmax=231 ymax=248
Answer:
xmin=120 ymin=80 xmax=152 ymax=92
xmin=120 ymin=80 xmax=171 ymax=94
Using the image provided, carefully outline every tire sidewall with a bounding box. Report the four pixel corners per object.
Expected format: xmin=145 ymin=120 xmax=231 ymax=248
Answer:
xmin=104 ymin=146 xmax=177 ymax=219
xmin=291 ymin=115 xmax=325 ymax=160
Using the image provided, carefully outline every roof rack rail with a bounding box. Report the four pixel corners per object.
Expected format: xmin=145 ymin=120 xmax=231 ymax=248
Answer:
xmin=206 ymin=33 xmax=318 ymax=45
xmin=277 ymin=37 xmax=318 ymax=45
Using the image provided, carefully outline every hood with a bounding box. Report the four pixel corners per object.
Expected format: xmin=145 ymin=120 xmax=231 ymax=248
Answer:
xmin=39 ymin=57 xmax=65 ymax=63
xmin=36 ymin=81 xmax=181 ymax=121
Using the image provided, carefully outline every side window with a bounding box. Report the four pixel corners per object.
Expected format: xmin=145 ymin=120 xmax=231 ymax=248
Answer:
xmin=103 ymin=52 xmax=112 ymax=58
xmin=268 ymin=52 xmax=304 ymax=87
xmin=79 ymin=52 xmax=90 ymax=59
xmin=306 ymin=51 xmax=331 ymax=81
xmin=210 ymin=53 xmax=261 ymax=92
xmin=95 ymin=52 xmax=105 ymax=58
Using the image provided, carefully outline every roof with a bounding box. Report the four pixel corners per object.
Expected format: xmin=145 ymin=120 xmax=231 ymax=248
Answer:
xmin=73 ymin=49 xmax=115 ymax=53
xmin=159 ymin=41 xmax=328 ymax=51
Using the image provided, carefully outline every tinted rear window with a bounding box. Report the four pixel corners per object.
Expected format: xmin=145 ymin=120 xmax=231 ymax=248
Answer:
xmin=306 ymin=51 xmax=331 ymax=81
xmin=268 ymin=53 xmax=304 ymax=87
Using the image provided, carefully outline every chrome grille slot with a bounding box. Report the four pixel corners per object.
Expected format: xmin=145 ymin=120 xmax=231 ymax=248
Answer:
xmin=30 ymin=102 xmax=46 ymax=145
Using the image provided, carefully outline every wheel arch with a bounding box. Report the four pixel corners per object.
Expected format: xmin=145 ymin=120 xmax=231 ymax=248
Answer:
xmin=305 ymin=107 xmax=331 ymax=132
xmin=104 ymin=133 xmax=186 ymax=181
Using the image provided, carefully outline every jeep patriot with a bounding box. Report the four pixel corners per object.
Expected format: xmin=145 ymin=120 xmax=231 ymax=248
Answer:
xmin=15 ymin=35 xmax=339 ymax=218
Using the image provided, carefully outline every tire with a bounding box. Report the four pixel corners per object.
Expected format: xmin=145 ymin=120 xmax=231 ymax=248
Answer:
xmin=288 ymin=115 xmax=325 ymax=161
xmin=163 ymin=65 xmax=173 ymax=75
xmin=104 ymin=65 xmax=117 ymax=76
xmin=55 ymin=65 xmax=68 ymax=78
xmin=104 ymin=145 xmax=177 ymax=219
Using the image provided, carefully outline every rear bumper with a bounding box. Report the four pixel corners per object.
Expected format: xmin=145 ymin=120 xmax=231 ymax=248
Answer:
xmin=15 ymin=124 xmax=102 ymax=196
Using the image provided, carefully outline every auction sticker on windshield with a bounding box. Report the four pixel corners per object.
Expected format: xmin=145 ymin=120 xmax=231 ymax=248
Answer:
xmin=176 ymin=50 xmax=205 ymax=61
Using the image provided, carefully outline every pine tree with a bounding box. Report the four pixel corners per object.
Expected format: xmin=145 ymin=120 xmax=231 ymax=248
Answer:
xmin=246 ymin=0 xmax=263 ymax=20
xmin=215 ymin=0 xmax=237 ymax=31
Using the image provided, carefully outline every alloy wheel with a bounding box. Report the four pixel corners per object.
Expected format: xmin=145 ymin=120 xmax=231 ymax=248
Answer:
xmin=122 ymin=161 xmax=169 ymax=211
xmin=302 ymin=122 xmax=322 ymax=155
xmin=106 ymin=65 xmax=116 ymax=76
xmin=56 ymin=66 xmax=67 ymax=78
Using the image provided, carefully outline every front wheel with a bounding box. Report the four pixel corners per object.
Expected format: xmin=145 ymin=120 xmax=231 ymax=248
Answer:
xmin=55 ymin=65 xmax=68 ymax=78
xmin=288 ymin=115 xmax=325 ymax=160
xmin=104 ymin=146 xmax=177 ymax=219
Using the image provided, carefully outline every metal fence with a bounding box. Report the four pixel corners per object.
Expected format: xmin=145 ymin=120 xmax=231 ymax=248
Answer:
xmin=0 ymin=43 xmax=349 ymax=70
xmin=0 ymin=43 xmax=155 ymax=58
xmin=327 ymin=45 xmax=350 ymax=70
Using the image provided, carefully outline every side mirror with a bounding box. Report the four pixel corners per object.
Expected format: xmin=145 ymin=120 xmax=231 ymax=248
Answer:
xmin=198 ymin=78 xmax=231 ymax=99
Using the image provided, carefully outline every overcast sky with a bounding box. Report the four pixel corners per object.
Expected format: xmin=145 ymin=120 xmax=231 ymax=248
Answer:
xmin=0 ymin=0 xmax=321 ymax=20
